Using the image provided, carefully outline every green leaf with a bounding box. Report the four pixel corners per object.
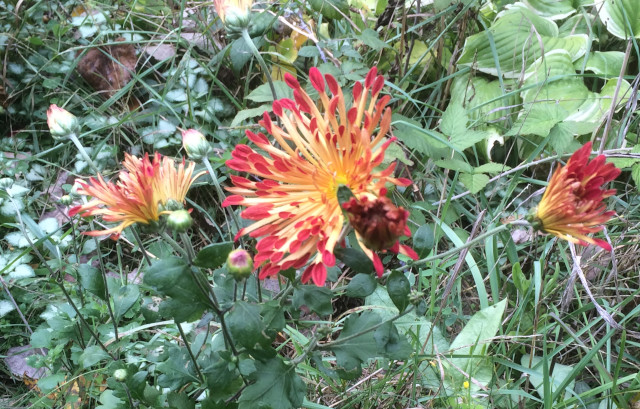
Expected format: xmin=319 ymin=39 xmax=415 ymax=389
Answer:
xmin=334 ymin=247 xmax=374 ymax=275
xmin=78 ymin=264 xmax=106 ymax=301
xmin=386 ymin=271 xmax=410 ymax=312
xmin=238 ymin=357 xmax=306 ymax=409
xmin=447 ymin=299 xmax=507 ymax=393
xmin=157 ymin=345 xmax=200 ymax=390
xmin=96 ymin=390 xmax=125 ymax=409
xmin=523 ymin=0 xmax=576 ymax=20
xmin=356 ymin=28 xmax=391 ymax=51
xmin=112 ymin=284 xmax=139 ymax=322
xmin=458 ymin=4 xmax=588 ymax=78
xmin=167 ymin=392 xmax=195 ymax=409
xmin=231 ymin=104 xmax=272 ymax=127
xmin=440 ymin=102 xmax=468 ymax=138
xmin=474 ymin=162 xmax=510 ymax=174
xmin=632 ymin=163 xmax=640 ymax=187
xmin=144 ymin=258 xmax=210 ymax=322
xmin=373 ymin=321 xmax=412 ymax=360
xmin=599 ymin=0 xmax=640 ymax=39
xmin=308 ymin=0 xmax=349 ymax=19
xmin=434 ymin=159 xmax=473 ymax=173
xmin=193 ymin=242 xmax=234 ymax=270
xmin=413 ymin=224 xmax=435 ymax=258
xmin=226 ymin=301 xmax=273 ymax=353
xmin=521 ymin=354 xmax=576 ymax=399
xmin=346 ymin=274 xmax=378 ymax=298
xmin=459 ymin=173 xmax=490 ymax=194
xmin=392 ymin=114 xmax=450 ymax=156
xmin=202 ymin=351 xmax=243 ymax=401
xmin=292 ymin=285 xmax=333 ymax=317
xmin=245 ymin=81 xmax=293 ymax=103
xmin=581 ymin=51 xmax=624 ymax=78
xmin=512 ymin=262 xmax=530 ymax=294
xmin=328 ymin=311 xmax=381 ymax=379
xmin=79 ymin=345 xmax=110 ymax=369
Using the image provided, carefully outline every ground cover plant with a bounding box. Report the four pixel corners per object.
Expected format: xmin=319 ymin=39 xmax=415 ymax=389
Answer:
xmin=1 ymin=0 xmax=640 ymax=407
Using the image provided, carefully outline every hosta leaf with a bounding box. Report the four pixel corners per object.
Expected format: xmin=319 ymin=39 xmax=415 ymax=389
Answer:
xmin=580 ymin=51 xmax=624 ymax=78
xmin=598 ymin=0 xmax=640 ymax=39
xmin=458 ymin=4 xmax=588 ymax=78
xmin=523 ymin=0 xmax=576 ymax=20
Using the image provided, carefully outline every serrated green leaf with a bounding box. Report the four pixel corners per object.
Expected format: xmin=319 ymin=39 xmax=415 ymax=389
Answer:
xmin=474 ymin=162 xmax=511 ymax=174
xmin=386 ymin=271 xmax=410 ymax=312
xmin=440 ymin=102 xmax=468 ymax=138
xmin=632 ymin=163 xmax=640 ymax=187
xmin=157 ymin=345 xmax=200 ymax=390
xmin=238 ymin=357 xmax=306 ymax=409
xmin=459 ymin=173 xmax=490 ymax=194
xmin=226 ymin=301 xmax=272 ymax=352
xmin=112 ymin=284 xmax=140 ymax=322
xmin=230 ymin=104 xmax=272 ymax=127
xmin=356 ymin=28 xmax=391 ymax=51
xmin=434 ymin=159 xmax=473 ymax=173
xmin=78 ymin=264 xmax=107 ymax=301
xmin=79 ymin=345 xmax=110 ymax=369
xmin=392 ymin=114 xmax=450 ymax=156
xmin=328 ymin=311 xmax=381 ymax=379
xmin=373 ymin=321 xmax=412 ymax=360
xmin=346 ymin=273 xmax=378 ymax=298
xmin=292 ymin=285 xmax=333 ymax=317
xmin=194 ymin=242 xmax=234 ymax=269
xmin=246 ymin=81 xmax=293 ymax=103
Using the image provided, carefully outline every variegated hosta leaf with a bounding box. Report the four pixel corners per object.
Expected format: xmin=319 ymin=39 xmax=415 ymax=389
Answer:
xmin=457 ymin=3 xmax=588 ymax=78
xmin=578 ymin=51 xmax=625 ymax=78
xmin=523 ymin=0 xmax=576 ymax=20
xmin=597 ymin=0 xmax=640 ymax=39
xmin=516 ymin=49 xmax=631 ymax=136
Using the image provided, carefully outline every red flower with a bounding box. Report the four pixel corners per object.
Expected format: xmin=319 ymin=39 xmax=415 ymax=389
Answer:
xmin=533 ymin=142 xmax=620 ymax=250
xmin=70 ymin=153 xmax=203 ymax=237
xmin=223 ymin=67 xmax=416 ymax=286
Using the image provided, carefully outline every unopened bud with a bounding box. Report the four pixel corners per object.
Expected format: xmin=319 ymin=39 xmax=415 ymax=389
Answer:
xmin=166 ymin=209 xmax=193 ymax=232
xmin=113 ymin=369 xmax=128 ymax=382
xmin=47 ymin=104 xmax=79 ymax=139
xmin=60 ymin=195 xmax=73 ymax=206
xmin=215 ymin=0 xmax=252 ymax=36
xmin=226 ymin=248 xmax=253 ymax=280
xmin=181 ymin=129 xmax=211 ymax=161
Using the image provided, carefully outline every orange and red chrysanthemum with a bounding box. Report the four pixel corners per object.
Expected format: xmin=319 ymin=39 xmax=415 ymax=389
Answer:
xmin=222 ymin=67 xmax=417 ymax=286
xmin=533 ymin=142 xmax=620 ymax=251
xmin=70 ymin=153 xmax=203 ymax=237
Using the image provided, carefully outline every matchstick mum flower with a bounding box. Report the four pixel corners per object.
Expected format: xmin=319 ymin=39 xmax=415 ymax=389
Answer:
xmin=70 ymin=153 xmax=203 ymax=237
xmin=531 ymin=142 xmax=620 ymax=251
xmin=223 ymin=67 xmax=417 ymax=286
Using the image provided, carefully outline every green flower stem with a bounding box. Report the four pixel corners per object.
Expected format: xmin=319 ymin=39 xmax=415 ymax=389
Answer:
xmin=241 ymin=28 xmax=278 ymax=102
xmin=180 ymin=232 xmax=196 ymax=263
xmin=68 ymin=132 xmax=100 ymax=173
xmin=132 ymin=227 xmax=152 ymax=265
xmin=202 ymin=156 xmax=241 ymax=232
xmin=160 ymin=231 xmax=190 ymax=260
xmin=402 ymin=223 xmax=514 ymax=270
xmin=317 ymin=306 xmax=415 ymax=351
xmin=176 ymin=322 xmax=206 ymax=384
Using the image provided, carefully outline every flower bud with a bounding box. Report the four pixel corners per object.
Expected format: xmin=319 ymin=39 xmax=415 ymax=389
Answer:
xmin=166 ymin=209 xmax=193 ymax=232
xmin=47 ymin=104 xmax=79 ymax=139
xmin=343 ymin=195 xmax=410 ymax=251
xmin=113 ymin=369 xmax=128 ymax=382
xmin=181 ymin=129 xmax=211 ymax=161
xmin=226 ymin=248 xmax=253 ymax=280
xmin=60 ymin=195 xmax=74 ymax=206
xmin=215 ymin=0 xmax=252 ymax=35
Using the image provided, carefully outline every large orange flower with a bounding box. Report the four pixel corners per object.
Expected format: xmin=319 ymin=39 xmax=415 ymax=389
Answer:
xmin=533 ymin=142 xmax=620 ymax=251
xmin=223 ymin=67 xmax=417 ymax=286
xmin=70 ymin=153 xmax=203 ymax=237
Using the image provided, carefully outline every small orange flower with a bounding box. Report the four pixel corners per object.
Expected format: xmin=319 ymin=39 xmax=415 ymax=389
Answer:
xmin=223 ymin=67 xmax=417 ymax=286
xmin=214 ymin=0 xmax=252 ymax=27
xmin=533 ymin=142 xmax=620 ymax=251
xmin=70 ymin=153 xmax=203 ymax=237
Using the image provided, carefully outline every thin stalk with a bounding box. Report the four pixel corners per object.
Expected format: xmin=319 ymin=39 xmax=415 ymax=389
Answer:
xmin=241 ymin=28 xmax=278 ymax=102
xmin=179 ymin=232 xmax=196 ymax=263
xmin=160 ymin=231 xmax=190 ymax=260
xmin=176 ymin=322 xmax=206 ymax=384
xmin=132 ymin=228 xmax=152 ymax=266
xmin=202 ymin=156 xmax=241 ymax=232
xmin=67 ymin=132 xmax=100 ymax=173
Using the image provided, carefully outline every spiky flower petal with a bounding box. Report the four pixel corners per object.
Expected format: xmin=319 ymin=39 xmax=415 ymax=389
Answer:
xmin=223 ymin=67 xmax=416 ymax=286
xmin=70 ymin=153 xmax=203 ymax=237
xmin=532 ymin=142 xmax=620 ymax=251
